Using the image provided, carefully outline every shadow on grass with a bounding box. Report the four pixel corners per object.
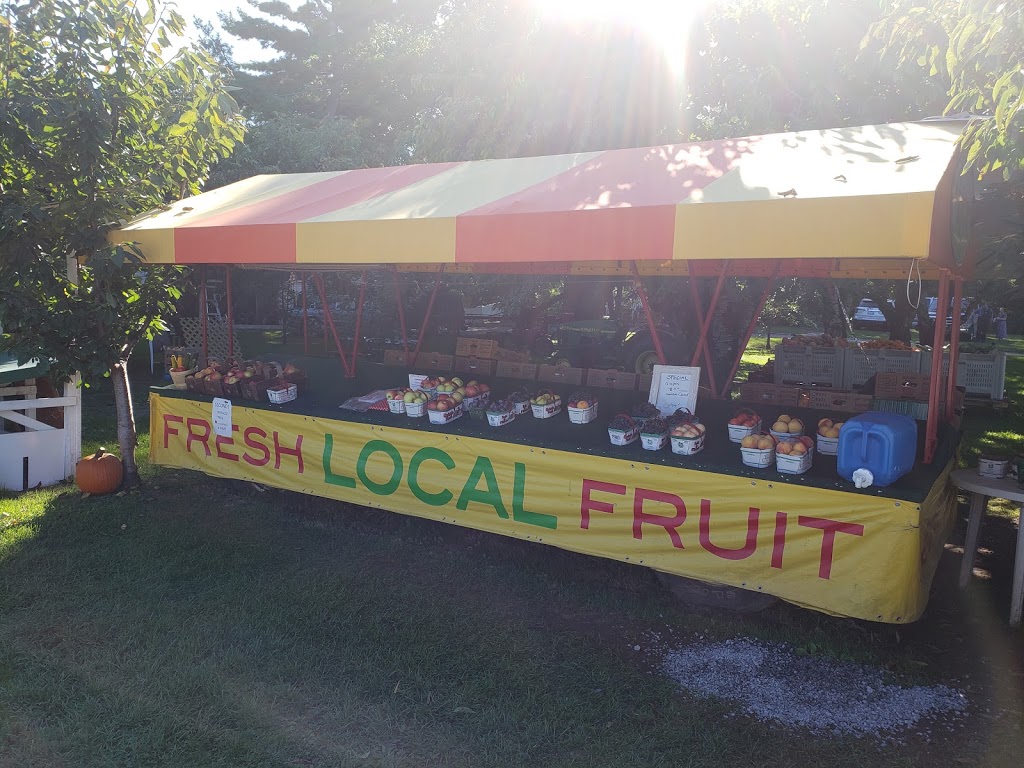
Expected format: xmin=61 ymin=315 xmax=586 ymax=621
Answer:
xmin=2 ymin=466 xmax=1024 ymax=767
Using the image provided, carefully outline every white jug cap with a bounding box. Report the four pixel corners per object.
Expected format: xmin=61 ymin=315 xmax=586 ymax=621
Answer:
xmin=853 ymin=468 xmax=874 ymax=489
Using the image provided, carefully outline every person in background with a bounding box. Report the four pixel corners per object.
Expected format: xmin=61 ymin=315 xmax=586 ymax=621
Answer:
xmin=965 ymin=303 xmax=980 ymax=339
xmin=976 ymin=301 xmax=993 ymax=342
xmin=994 ymin=306 xmax=1008 ymax=341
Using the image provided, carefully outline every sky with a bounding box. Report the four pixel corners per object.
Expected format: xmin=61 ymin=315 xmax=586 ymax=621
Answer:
xmin=173 ymin=0 xmax=289 ymax=63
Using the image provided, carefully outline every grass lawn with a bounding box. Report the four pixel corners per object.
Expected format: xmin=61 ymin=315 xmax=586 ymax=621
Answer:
xmin=2 ymin=362 xmax=1023 ymax=766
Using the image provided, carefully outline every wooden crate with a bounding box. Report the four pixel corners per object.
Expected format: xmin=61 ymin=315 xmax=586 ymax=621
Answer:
xmin=415 ymin=352 xmax=454 ymax=371
xmin=873 ymin=372 xmax=930 ymax=401
xmin=454 ymin=357 xmax=497 ymax=376
xmin=585 ymin=368 xmax=639 ymax=391
xmin=807 ymin=389 xmax=874 ymax=413
xmin=496 ymin=362 xmax=538 ymax=380
xmin=495 ymin=347 xmax=530 ymax=363
xmin=639 ymin=374 xmax=653 ymax=394
xmin=538 ymin=365 xmax=584 ymax=386
xmin=383 ymin=349 xmax=406 ymax=366
xmin=739 ymin=382 xmax=803 ymax=408
xmin=455 ymin=337 xmax=498 ymax=359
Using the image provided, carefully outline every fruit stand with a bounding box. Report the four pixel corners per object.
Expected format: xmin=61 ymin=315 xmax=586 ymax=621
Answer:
xmin=116 ymin=120 xmax=977 ymax=623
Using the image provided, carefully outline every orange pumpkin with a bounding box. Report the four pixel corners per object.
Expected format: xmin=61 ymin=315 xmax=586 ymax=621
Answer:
xmin=75 ymin=448 xmax=124 ymax=494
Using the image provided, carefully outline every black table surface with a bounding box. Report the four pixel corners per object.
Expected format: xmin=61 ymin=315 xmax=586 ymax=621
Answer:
xmin=152 ymin=360 xmax=959 ymax=505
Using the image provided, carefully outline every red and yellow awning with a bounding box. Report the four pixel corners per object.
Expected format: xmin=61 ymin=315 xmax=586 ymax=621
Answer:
xmin=112 ymin=120 xmax=967 ymax=276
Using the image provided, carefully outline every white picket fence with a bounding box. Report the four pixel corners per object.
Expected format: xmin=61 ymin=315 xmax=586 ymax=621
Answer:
xmin=0 ymin=375 xmax=82 ymax=491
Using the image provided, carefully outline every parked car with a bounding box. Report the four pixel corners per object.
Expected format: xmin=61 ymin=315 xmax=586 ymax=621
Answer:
xmin=851 ymin=299 xmax=889 ymax=330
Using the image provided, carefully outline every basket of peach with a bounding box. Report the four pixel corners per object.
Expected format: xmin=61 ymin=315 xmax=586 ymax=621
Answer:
xmin=670 ymin=420 xmax=706 ymax=456
xmin=739 ymin=433 xmax=776 ymax=468
xmin=769 ymin=414 xmax=804 ymax=441
xmin=815 ymin=418 xmax=845 ymax=456
xmin=727 ymin=409 xmax=761 ymax=443
xmin=775 ymin=436 xmax=814 ymax=474
xmin=567 ymin=390 xmax=598 ymax=424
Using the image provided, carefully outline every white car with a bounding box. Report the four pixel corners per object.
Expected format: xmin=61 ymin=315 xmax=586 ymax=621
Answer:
xmin=851 ymin=299 xmax=889 ymax=330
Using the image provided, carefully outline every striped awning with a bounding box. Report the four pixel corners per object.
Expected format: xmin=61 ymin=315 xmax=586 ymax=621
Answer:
xmin=111 ymin=120 xmax=966 ymax=273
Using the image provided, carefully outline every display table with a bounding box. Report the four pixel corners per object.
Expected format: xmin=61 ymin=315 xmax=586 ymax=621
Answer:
xmin=952 ymin=468 xmax=1024 ymax=627
xmin=149 ymin=367 xmax=962 ymax=624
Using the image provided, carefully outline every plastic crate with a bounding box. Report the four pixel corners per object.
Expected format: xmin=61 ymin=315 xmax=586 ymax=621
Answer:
xmin=773 ymin=345 xmax=844 ymax=388
xmin=939 ymin=352 xmax=1007 ymax=399
xmin=842 ymin=348 xmax=923 ymax=389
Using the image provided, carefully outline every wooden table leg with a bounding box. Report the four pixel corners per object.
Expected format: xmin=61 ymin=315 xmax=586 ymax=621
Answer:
xmin=959 ymin=492 xmax=988 ymax=589
xmin=1010 ymin=502 xmax=1024 ymax=628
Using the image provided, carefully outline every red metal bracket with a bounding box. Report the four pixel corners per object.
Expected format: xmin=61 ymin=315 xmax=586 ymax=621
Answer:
xmin=313 ymin=272 xmax=353 ymax=377
xmin=629 ymin=261 xmax=667 ymax=366
xmin=924 ymin=269 xmax=950 ymax=463
xmin=225 ymin=266 xmax=234 ymax=359
xmin=349 ymin=270 xmax=367 ymax=377
xmin=301 ymin=271 xmax=309 ymax=357
xmin=719 ymin=270 xmax=778 ymax=399
xmin=410 ymin=265 xmax=446 ymax=366
xmin=945 ymin=275 xmax=963 ymax=423
xmin=200 ymin=265 xmax=208 ymax=366
xmin=688 ymin=263 xmax=728 ymax=396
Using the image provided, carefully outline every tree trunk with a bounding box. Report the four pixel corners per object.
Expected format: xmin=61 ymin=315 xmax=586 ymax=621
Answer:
xmin=111 ymin=360 xmax=140 ymax=487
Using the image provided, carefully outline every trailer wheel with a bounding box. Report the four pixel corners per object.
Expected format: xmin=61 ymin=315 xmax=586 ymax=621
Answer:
xmin=630 ymin=348 xmax=661 ymax=375
xmin=656 ymin=572 xmax=778 ymax=613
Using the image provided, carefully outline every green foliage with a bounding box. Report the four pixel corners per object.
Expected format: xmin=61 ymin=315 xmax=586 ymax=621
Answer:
xmin=688 ymin=0 xmax=949 ymax=139
xmin=871 ymin=0 xmax=1024 ymax=177
xmin=0 ymin=0 xmax=245 ymax=382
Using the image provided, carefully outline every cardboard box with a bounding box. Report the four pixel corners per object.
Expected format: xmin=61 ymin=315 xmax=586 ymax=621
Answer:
xmin=495 ymin=347 xmax=530 ymax=363
xmin=873 ymin=372 xmax=930 ymax=401
xmin=383 ymin=349 xmax=406 ymax=366
xmin=496 ymin=361 xmax=538 ymax=380
xmin=585 ymin=368 xmax=639 ymax=391
xmin=455 ymin=337 xmax=498 ymax=360
xmin=538 ymin=364 xmax=584 ymax=386
xmin=807 ymin=389 xmax=874 ymax=413
xmin=639 ymin=374 xmax=653 ymax=394
xmin=454 ymin=356 xmax=497 ymax=376
xmin=739 ymin=382 xmax=803 ymax=408
xmin=416 ymin=352 xmax=454 ymax=371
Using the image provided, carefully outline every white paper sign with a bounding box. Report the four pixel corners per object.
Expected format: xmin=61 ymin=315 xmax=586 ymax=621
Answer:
xmin=409 ymin=374 xmax=429 ymax=391
xmin=648 ymin=365 xmax=700 ymax=417
xmin=212 ymin=397 xmax=233 ymax=438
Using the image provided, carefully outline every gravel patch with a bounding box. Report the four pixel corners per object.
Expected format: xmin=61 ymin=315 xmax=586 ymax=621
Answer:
xmin=661 ymin=637 xmax=967 ymax=739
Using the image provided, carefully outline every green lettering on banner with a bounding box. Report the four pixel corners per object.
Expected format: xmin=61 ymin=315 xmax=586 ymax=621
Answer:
xmin=356 ymin=439 xmax=403 ymax=496
xmin=322 ymin=434 xmax=356 ymax=488
xmin=408 ymin=447 xmax=455 ymax=506
xmin=512 ymin=462 xmax=556 ymax=530
xmin=456 ymin=456 xmax=509 ymax=519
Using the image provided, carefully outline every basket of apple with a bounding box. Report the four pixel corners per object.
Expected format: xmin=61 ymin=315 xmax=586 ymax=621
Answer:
xmin=509 ymin=388 xmax=531 ymax=415
xmin=640 ymin=417 xmax=669 ymax=451
xmin=776 ymin=436 xmax=814 ymax=474
xmin=670 ymin=421 xmax=706 ymax=455
xmin=769 ymin=414 xmax=804 ymax=441
xmin=462 ymin=380 xmax=491 ymax=408
xmin=385 ymin=388 xmax=411 ymax=414
xmin=530 ymin=389 xmax=562 ymax=418
xmin=426 ymin=393 xmax=463 ymax=424
xmin=815 ymin=418 xmax=845 ymax=456
xmin=485 ymin=397 xmax=516 ymax=427
xmin=418 ymin=377 xmax=443 ymax=397
xmin=727 ymin=409 xmax=761 ymax=443
xmin=403 ymin=389 xmax=430 ymax=417
xmin=607 ymin=414 xmax=640 ymax=446
xmin=739 ymin=433 xmax=777 ymax=468
xmin=567 ymin=390 xmax=598 ymax=424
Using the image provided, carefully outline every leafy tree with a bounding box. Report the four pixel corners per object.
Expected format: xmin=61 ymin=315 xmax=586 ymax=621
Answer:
xmin=0 ymin=0 xmax=244 ymax=486
xmin=871 ymin=0 xmax=1023 ymax=177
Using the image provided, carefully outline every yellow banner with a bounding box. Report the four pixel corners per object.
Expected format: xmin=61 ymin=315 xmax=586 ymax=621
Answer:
xmin=150 ymin=394 xmax=955 ymax=623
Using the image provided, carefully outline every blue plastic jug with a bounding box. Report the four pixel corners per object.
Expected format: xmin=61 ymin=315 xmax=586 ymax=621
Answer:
xmin=836 ymin=412 xmax=918 ymax=488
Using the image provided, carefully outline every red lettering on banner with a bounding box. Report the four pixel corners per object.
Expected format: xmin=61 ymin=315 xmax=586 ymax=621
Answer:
xmin=633 ymin=488 xmax=686 ymax=549
xmin=699 ymin=500 xmax=758 ymax=560
xmin=243 ymin=427 xmax=271 ymax=467
xmin=580 ymin=479 xmax=626 ymax=529
xmin=273 ymin=432 xmax=304 ymax=473
xmin=162 ymin=414 xmax=183 ymax=448
xmin=797 ymin=516 xmax=865 ymax=579
xmin=215 ymin=424 xmax=240 ymax=462
xmin=771 ymin=512 xmax=787 ymax=569
xmin=185 ymin=418 xmax=212 ymax=456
